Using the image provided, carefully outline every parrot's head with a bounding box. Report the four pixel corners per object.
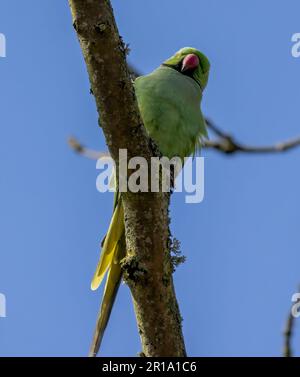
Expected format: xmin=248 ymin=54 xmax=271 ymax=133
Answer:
xmin=163 ymin=47 xmax=210 ymax=90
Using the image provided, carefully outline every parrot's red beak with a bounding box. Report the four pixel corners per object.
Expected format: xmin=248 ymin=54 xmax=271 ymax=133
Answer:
xmin=181 ymin=54 xmax=199 ymax=72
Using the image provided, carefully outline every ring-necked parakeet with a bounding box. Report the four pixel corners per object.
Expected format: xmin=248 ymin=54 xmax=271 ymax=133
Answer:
xmin=89 ymin=47 xmax=210 ymax=356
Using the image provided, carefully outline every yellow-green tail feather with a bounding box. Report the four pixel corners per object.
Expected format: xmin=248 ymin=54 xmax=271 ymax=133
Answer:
xmin=91 ymin=197 xmax=124 ymax=291
xmin=89 ymin=193 xmax=125 ymax=356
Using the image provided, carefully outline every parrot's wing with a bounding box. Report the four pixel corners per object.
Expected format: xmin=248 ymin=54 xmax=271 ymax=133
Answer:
xmin=193 ymin=111 xmax=208 ymax=155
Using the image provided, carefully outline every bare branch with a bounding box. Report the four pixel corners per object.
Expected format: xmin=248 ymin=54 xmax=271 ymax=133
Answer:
xmin=283 ymin=311 xmax=295 ymax=357
xmin=205 ymin=119 xmax=300 ymax=155
xmin=68 ymin=0 xmax=186 ymax=357
xmin=68 ymin=123 xmax=300 ymax=161
xmin=283 ymin=285 xmax=300 ymax=357
xmin=68 ymin=137 xmax=109 ymax=160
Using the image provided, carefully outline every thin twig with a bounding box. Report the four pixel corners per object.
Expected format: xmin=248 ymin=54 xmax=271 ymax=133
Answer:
xmin=283 ymin=285 xmax=300 ymax=357
xmin=68 ymin=123 xmax=300 ymax=160
xmin=205 ymin=119 xmax=300 ymax=155
xmin=68 ymin=137 xmax=110 ymax=160
xmin=283 ymin=312 xmax=295 ymax=357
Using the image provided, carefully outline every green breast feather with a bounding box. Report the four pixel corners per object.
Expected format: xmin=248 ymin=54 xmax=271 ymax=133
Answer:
xmin=135 ymin=66 xmax=208 ymax=160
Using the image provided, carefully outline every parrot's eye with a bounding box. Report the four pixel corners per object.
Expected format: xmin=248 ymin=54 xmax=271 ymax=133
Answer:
xmin=181 ymin=54 xmax=199 ymax=73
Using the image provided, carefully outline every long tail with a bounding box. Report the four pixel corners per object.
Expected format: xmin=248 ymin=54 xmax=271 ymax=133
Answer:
xmin=89 ymin=193 xmax=125 ymax=357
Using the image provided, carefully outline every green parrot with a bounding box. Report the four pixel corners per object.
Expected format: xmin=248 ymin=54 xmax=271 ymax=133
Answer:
xmin=89 ymin=47 xmax=210 ymax=357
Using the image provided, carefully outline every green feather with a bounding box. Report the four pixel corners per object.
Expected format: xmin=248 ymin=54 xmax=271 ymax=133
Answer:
xmin=135 ymin=47 xmax=210 ymax=159
xmin=163 ymin=47 xmax=210 ymax=90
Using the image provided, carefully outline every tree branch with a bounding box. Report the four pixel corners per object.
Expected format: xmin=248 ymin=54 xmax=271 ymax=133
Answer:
xmin=68 ymin=123 xmax=300 ymax=160
xmin=68 ymin=0 xmax=186 ymax=356
xmin=283 ymin=311 xmax=295 ymax=357
xmin=68 ymin=137 xmax=110 ymax=160
xmin=283 ymin=285 xmax=300 ymax=357
xmin=205 ymin=119 xmax=300 ymax=155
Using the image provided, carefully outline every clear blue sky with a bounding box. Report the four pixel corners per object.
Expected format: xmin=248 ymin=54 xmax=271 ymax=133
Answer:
xmin=0 ymin=0 xmax=300 ymax=356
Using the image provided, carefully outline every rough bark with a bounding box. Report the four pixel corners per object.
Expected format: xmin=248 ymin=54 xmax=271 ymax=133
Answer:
xmin=68 ymin=0 xmax=186 ymax=356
